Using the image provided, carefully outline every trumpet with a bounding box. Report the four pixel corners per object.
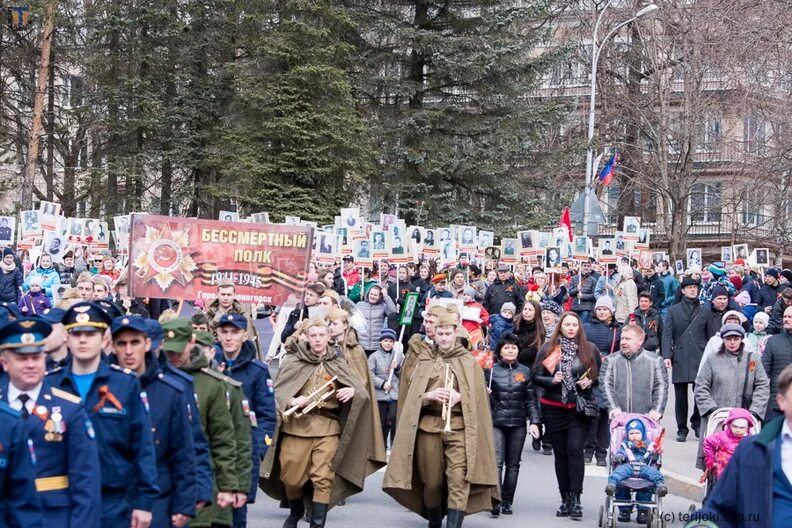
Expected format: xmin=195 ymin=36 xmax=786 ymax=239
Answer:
xmin=283 ymin=375 xmax=338 ymax=418
xmin=441 ymin=364 xmax=455 ymax=433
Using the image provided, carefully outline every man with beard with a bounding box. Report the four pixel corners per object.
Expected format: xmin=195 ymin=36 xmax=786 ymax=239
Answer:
xmin=260 ymin=318 xmax=381 ymax=528
xmin=383 ymin=312 xmax=499 ymax=528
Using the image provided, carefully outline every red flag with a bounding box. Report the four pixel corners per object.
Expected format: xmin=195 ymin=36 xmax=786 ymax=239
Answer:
xmin=559 ymin=207 xmax=574 ymax=242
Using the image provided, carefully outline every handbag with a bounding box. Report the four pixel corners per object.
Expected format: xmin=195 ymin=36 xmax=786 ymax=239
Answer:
xmin=576 ymin=389 xmax=599 ymax=418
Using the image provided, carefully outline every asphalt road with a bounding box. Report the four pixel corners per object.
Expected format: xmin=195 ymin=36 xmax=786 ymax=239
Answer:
xmin=246 ymin=446 xmax=698 ymax=527
xmin=246 ymin=318 xmax=700 ymax=527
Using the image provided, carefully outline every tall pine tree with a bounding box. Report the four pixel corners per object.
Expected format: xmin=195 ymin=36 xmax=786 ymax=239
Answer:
xmin=345 ymin=0 xmax=576 ymax=232
xmin=212 ymin=0 xmax=372 ymax=224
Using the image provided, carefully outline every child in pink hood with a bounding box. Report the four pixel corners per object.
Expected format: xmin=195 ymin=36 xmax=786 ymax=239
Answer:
xmin=702 ymin=408 xmax=754 ymax=478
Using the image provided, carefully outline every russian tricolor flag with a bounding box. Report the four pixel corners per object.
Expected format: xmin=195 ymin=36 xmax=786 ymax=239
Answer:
xmin=598 ymin=151 xmax=618 ymax=186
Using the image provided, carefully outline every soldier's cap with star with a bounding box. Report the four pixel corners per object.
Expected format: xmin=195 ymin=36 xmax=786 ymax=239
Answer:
xmin=40 ymin=307 xmax=67 ymax=325
xmin=161 ymin=318 xmax=194 ymax=353
xmin=94 ymin=299 xmax=124 ymax=319
xmin=194 ymin=330 xmax=215 ymax=347
xmin=216 ymin=313 xmax=247 ymax=330
xmin=0 ymin=317 xmax=52 ymax=354
xmin=144 ymin=319 xmax=164 ymax=352
xmin=62 ymin=301 xmax=113 ymax=333
xmin=111 ymin=315 xmax=149 ymax=337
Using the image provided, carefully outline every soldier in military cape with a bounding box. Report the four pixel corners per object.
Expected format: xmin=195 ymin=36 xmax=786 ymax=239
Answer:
xmin=260 ymin=318 xmax=382 ymax=528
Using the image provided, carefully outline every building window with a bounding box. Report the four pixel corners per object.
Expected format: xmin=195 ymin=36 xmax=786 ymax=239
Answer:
xmin=698 ymin=117 xmax=723 ymax=152
xmin=744 ymin=117 xmax=767 ymax=155
xmin=689 ymin=182 xmax=721 ymax=224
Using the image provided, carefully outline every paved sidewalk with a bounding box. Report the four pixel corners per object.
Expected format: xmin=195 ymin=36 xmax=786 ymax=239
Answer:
xmin=658 ymin=383 xmax=705 ymax=503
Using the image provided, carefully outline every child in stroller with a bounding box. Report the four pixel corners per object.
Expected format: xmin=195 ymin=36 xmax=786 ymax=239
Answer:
xmin=700 ymin=407 xmax=759 ymax=497
xmin=605 ymin=416 xmax=668 ymax=524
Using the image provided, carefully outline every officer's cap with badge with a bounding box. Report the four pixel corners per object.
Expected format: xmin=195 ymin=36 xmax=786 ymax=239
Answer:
xmin=0 ymin=317 xmax=53 ymax=354
xmin=62 ymin=301 xmax=113 ymax=333
xmin=111 ymin=315 xmax=149 ymax=337
xmin=144 ymin=319 xmax=164 ymax=352
xmin=0 ymin=301 xmax=21 ymax=323
xmin=161 ymin=318 xmax=194 ymax=353
xmin=216 ymin=313 xmax=247 ymax=331
xmin=94 ymin=299 xmax=124 ymax=319
xmin=40 ymin=307 xmax=67 ymax=325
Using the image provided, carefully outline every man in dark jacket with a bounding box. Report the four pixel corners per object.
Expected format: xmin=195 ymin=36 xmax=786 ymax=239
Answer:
xmin=215 ymin=314 xmax=276 ymax=528
xmin=662 ymin=277 xmax=707 ymax=442
xmin=642 ymin=267 xmax=666 ymax=311
xmin=483 ymin=265 xmax=526 ymax=315
xmin=279 ymin=282 xmax=325 ymax=344
xmin=0 ymin=248 xmax=22 ymax=304
xmin=762 ymin=306 xmax=792 ymax=421
xmin=767 ymin=288 xmax=792 ymax=335
xmin=758 ymin=268 xmax=788 ymax=313
xmin=687 ymin=364 xmax=792 ymax=528
xmin=568 ymin=261 xmax=598 ymax=323
xmin=633 ymin=291 xmax=662 ymax=353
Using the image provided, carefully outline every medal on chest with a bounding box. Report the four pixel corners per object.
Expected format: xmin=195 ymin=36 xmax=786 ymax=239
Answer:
xmin=44 ymin=406 xmax=66 ymax=442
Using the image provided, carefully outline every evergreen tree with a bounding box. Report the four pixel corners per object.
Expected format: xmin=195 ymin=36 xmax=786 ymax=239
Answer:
xmin=344 ymin=0 xmax=575 ymax=232
xmin=212 ymin=0 xmax=372 ymax=224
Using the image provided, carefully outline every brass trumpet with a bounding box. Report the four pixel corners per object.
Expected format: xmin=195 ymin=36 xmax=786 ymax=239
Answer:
xmin=283 ymin=375 xmax=338 ymax=418
xmin=441 ymin=364 xmax=455 ymax=433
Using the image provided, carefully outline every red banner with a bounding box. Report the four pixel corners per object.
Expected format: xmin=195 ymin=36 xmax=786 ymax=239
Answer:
xmin=129 ymin=214 xmax=312 ymax=305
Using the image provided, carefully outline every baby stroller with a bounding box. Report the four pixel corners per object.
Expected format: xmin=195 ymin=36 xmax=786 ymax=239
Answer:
xmin=599 ymin=413 xmax=666 ymax=528
xmin=700 ymin=407 xmax=761 ymax=498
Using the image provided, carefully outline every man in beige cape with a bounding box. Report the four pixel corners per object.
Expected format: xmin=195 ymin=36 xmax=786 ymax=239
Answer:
xmin=383 ymin=312 xmax=500 ymax=528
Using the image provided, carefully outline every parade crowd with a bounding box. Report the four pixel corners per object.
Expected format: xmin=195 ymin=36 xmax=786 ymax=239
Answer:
xmin=2 ymin=242 xmax=792 ymax=528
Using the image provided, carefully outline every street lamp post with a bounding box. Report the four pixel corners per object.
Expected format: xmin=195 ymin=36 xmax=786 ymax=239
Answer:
xmin=581 ymin=2 xmax=659 ymax=235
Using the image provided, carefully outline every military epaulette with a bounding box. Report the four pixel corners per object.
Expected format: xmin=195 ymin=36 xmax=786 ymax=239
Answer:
xmin=222 ymin=375 xmax=242 ymax=388
xmin=156 ymin=372 xmax=186 ymax=392
xmin=200 ymin=366 xmax=228 ymax=382
xmin=167 ymin=367 xmax=193 ymax=384
xmin=252 ymin=360 xmax=270 ymax=372
xmin=0 ymin=399 xmax=20 ymax=417
xmin=51 ymin=387 xmax=82 ymax=405
xmin=45 ymin=366 xmax=64 ymax=376
xmin=110 ymin=364 xmax=136 ymax=376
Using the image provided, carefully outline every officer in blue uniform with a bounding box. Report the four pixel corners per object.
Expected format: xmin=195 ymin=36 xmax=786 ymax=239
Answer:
xmin=0 ymin=317 xmax=101 ymax=527
xmin=111 ymin=315 xmax=197 ymax=527
xmin=147 ymin=319 xmax=215 ymax=511
xmin=214 ymin=313 xmax=276 ymax=528
xmin=0 ymin=400 xmax=43 ymax=527
xmin=46 ymin=301 xmax=159 ymax=528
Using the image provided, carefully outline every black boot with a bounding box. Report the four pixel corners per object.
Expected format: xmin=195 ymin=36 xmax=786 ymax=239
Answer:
xmin=555 ymin=491 xmax=571 ymax=517
xmin=445 ymin=509 xmax=465 ymax=528
xmin=310 ymin=502 xmax=328 ymax=528
xmin=426 ymin=506 xmax=443 ymax=528
xmin=569 ymin=492 xmax=583 ymax=520
xmin=283 ymin=499 xmax=305 ymax=528
xmin=500 ymin=502 xmax=513 ymax=515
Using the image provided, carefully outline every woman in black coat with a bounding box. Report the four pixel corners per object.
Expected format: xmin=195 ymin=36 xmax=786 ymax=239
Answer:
xmin=533 ymin=312 xmax=602 ymax=520
xmin=514 ymin=299 xmax=546 ymax=368
xmin=485 ymin=332 xmax=541 ymax=517
xmin=582 ymin=296 xmax=622 ymax=466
